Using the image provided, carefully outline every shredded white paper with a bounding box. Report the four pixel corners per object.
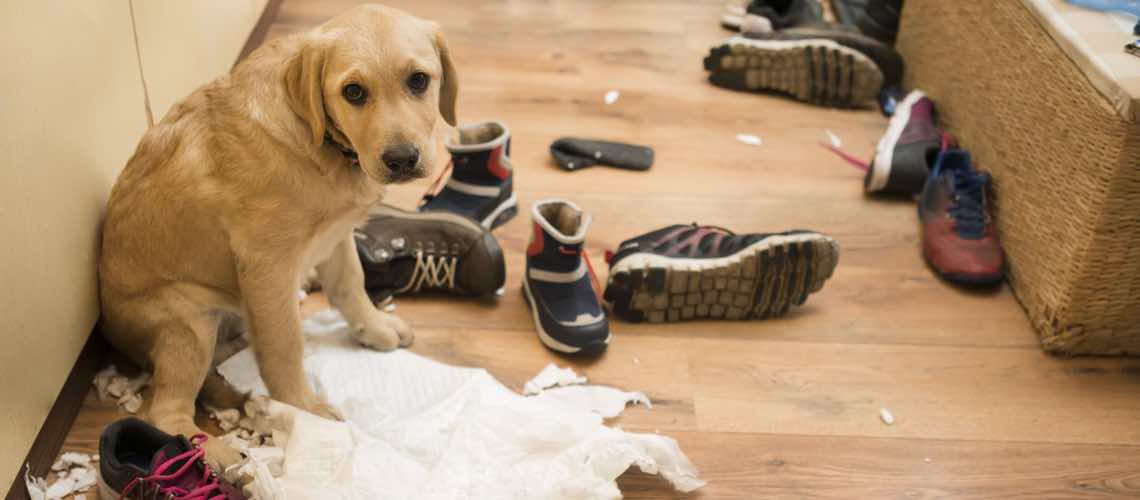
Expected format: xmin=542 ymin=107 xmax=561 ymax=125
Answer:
xmin=604 ymin=90 xmax=620 ymax=105
xmin=825 ymin=129 xmax=842 ymax=148
xmin=735 ymin=133 xmax=762 ymax=146
xmin=523 ymin=363 xmax=588 ymax=395
xmin=26 ymin=452 xmax=98 ymax=500
xmin=93 ymin=365 xmax=151 ymax=414
xmin=880 ymin=407 xmax=895 ymax=425
xmin=217 ymin=310 xmax=704 ymax=499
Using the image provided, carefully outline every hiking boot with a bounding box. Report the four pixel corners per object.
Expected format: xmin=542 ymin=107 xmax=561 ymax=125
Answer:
xmin=98 ymin=417 xmax=245 ymax=500
xmin=420 ymin=121 xmax=518 ymax=230
xmin=856 ymin=0 xmax=902 ymax=44
xmin=603 ymin=224 xmax=839 ymax=323
xmin=356 ymin=204 xmax=506 ymax=298
xmin=722 ymin=0 xmax=825 ymax=32
xmin=704 ymin=35 xmax=884 ymax=108
xmin=866 ymin=90 xmax=941 ymax=195
xmin=523 ymin=199 xmax=610 ymax=355
xmin=918 ymin=149 xmax=1005 ymax=285
xmin=743 ymin=23 xmax=904 ymax=87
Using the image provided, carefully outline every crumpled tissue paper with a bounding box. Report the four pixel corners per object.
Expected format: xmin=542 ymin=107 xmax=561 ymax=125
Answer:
xmin=217 ymin=310 xmax=704 ymax=499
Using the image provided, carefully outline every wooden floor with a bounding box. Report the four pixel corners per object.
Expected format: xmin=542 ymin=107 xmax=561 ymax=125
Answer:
xmin=58 ymin=1 xmax=1140 ymax=498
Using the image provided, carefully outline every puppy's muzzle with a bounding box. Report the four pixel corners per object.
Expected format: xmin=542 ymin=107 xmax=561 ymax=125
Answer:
xmin=382 ymin=144 xmax=422 ymax=180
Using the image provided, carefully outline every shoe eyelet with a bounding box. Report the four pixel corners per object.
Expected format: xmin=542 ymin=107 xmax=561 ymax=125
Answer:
xmin=390 ymin=238 xmax=406 ymax=251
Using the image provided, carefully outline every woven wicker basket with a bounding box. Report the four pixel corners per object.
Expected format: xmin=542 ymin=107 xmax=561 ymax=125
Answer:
xmin=898 ymin=0 xmax=1140 ymax=355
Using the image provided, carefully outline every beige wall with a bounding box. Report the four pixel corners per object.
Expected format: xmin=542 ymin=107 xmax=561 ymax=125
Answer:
xmin=0 ymin=0 xmax=264 ymax=491
xmin=134 ymin=0 xmax=268 ymax=120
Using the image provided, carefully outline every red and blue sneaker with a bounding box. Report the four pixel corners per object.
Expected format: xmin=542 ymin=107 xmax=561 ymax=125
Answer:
xmin=420 ymin=121 xmax=518 ymax=230
xmin=918 ymin=149 xmax=1005 ymax=285
xmin=603 ymin=224 xmax=839 ymax=322
xmin=522 ymin=199 xmax=610 ymax=355
xmin=98 ymin=417 xmax=244 ymax=499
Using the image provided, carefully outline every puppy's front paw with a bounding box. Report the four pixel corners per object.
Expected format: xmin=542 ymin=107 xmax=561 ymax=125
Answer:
xmin=350 ymin=311 xmax=413 ymax=350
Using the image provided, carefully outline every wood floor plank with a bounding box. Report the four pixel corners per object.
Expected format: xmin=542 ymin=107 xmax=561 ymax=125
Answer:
xmin=619 ymin=432 xmax=1140 ymax=499
xmin=690 ymin=338 xmax=1140 ymax=444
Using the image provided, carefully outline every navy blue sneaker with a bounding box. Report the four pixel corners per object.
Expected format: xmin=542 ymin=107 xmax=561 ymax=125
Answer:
xmin=523 ymin=199 xmax=610 ymax=355
xmin=420 ymin=121 xmax=518 ymax=230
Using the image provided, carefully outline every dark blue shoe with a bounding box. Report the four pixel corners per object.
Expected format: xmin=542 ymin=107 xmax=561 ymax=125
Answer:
xmin=420 ymin=121 xmax=518 ymax=230
xmin=523 ymin=199 xmax=610 ymax=355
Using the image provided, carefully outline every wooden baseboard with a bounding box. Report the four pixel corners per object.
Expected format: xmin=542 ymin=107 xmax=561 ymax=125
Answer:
xmin=236 ymin=0 xmax=285 ymax=65
xmin=4 ymin=329 xmax=109 ymax=500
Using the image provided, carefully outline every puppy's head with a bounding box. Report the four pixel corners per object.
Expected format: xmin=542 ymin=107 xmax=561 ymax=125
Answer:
xmin=283 ymin=5 xmax=457 ymax=183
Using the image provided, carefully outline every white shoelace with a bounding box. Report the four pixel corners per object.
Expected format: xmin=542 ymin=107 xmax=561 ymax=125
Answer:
xmin=396 ymin=251 xmax=459 ymax=293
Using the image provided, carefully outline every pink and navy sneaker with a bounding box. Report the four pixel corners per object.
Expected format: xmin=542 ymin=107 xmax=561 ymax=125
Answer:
xmin=603 ymin=224 xmax=839 ymax=323
xmin=918 ymin=149 xmax=1005 ymax=285
xmin=865 ymin=90 xmax=943 ymax=195
xmin=98 ymin=418 xmax=244 ymax=500
xmin=522 ymin=199 xmax=610 ymax=355
xmin=420 ymin=121 xmax=518 ymax=230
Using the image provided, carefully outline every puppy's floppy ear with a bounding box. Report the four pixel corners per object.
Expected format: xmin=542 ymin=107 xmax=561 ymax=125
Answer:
xmin=433 ymin=29 xmax=458 ymax=127
xmin=283 ymin=40 xmax=329 ymax=146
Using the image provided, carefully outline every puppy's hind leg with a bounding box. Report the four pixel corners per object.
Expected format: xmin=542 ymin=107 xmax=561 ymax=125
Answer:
xmin=147 ymin=300 xmax=243 ymax=470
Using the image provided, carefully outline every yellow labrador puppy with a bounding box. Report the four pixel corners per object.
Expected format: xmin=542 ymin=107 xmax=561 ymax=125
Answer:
xmin=99 ymin=4 xmax=456 ymax=466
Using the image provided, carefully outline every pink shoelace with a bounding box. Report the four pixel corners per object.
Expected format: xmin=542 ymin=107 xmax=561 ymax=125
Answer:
xmin=121 ymin=435 xmax=227 ymax=500
xmin=819 ymin=132 xmax=958 ymax=173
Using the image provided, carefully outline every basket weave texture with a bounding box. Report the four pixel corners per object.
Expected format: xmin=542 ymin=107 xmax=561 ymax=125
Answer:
xmin=898 ymin=0 xmax=1140 ymax=355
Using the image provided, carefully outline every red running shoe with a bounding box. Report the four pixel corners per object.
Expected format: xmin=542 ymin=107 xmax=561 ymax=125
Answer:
xmin=918 ymin=149 xmax=1005 ymax=285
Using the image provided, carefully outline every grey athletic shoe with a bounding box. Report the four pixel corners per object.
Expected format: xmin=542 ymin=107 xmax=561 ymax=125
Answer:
xmin=743 ymin=23 xmax=903 ymax=87
xmin=703 ymin=36 xmax=884 ymax=108
xmin=604 ymin=224 xmax=839 ymax=323
xmin=356 ymin=204 xmax=506 ymax=298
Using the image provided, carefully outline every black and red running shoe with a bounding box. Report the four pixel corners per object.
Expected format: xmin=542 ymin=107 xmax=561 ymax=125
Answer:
xmin=603 ymin=224 xmax=839 ymax=323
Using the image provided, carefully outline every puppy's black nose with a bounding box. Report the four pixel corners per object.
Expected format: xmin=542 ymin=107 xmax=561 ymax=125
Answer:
xmin=382 ymin=144 xmax=420 ymax=173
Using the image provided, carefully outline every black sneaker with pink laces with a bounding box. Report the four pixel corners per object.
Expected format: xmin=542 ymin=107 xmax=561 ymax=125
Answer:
xmin=98 ymin=418 xmax=245 ymax=500
xmin=603 ymin=224 xmax=839 ymax=323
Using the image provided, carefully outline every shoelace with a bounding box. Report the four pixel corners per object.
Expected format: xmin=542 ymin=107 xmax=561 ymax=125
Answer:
xmin=121 ymin=435 xmax=225 ymax=500
xmin=581 ymin=249 xmax=603 ymax=304
xmin=948 ymin=171 xmax=989 ymax=238
xmin=396 ymin=251 xmax=458 ymax=293
xmin=419 ymin=160 xmax=454 ymax=206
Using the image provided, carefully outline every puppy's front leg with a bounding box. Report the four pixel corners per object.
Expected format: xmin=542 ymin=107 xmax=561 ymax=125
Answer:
xmin=238 ymin=255 xmax=339 ymax=420
xmin=318 ymin=234 xmax=413 ymax=350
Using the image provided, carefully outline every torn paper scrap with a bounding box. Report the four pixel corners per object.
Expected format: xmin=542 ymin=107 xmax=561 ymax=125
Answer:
xmin=218 ymin=310 xmax=704 ymax=499
xmin=604 ymin=89 xmax=620 ymax=105
xmin=880 ymin=407 xmax=895 ymax=425
xmin=25 ymin=466 xmax=46 ymax=500
xmin=735 ymin=133 xmax=762 ymax=146
xmin=92 ymin=365 xmax=151 ymax=414
xmin=523 ymin=363 xmax=588 ymax=395
xmin=51 ymin=452 xmax=92 ymax=472
xmin=825 ymin=129 xmax=842 ymax=148
xmin=534 ymin=385 xmax=652 ymax=418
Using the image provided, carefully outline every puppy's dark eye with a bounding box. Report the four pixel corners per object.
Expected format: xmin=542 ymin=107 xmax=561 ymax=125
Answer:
xmin=407 ymin=72 xmax=430 ymax=94
xmin=342 ymin=83 xmax=367 ymax=105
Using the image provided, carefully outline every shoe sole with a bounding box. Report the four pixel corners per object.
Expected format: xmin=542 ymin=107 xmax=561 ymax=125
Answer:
xmin=523 ymin=279 xmax=610 ymax=355
xmin=866 ymin=90 xmax=927 ymax=192
xmin=481 ymin=192 xmax=518 ymax=230
xmin=604 ymin=233 xmax=839 ymax=323
xmin=703 ymin=37 xmax=884 ymax=108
